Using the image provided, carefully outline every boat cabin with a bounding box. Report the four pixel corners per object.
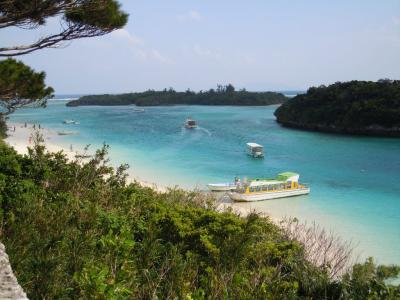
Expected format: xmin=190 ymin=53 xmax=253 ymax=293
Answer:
xmin=237 ymin=172 xmax=301 ymax=194
xmin=185 ymin=118 xmax=197 ymax=129
xmin=246 ymin=142 xmax=264 ymax=158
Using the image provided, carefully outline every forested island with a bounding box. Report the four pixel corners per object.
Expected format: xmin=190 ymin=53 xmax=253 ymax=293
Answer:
xmin=66 ymin=84 xmax=288 ymax=107
xmin=274 ymin=80 xmax=400 ymax=137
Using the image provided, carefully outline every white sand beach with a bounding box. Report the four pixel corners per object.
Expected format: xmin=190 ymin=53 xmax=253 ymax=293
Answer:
xmin=4 ymin=122 xmax=265 ymax=218
xmin=5 ymin=122 xmax=170 ymax=192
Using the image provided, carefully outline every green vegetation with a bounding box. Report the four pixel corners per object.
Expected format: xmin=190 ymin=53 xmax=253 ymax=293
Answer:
xmin=0 ymin=137 xmax=399 ymax=299
xmin=275 ymin=80 xmax=400 ymax=137
xmin=0 ymin=58 xmax=54 ymax=116
xmin=66 ymin=85 xmax=288 ymax=107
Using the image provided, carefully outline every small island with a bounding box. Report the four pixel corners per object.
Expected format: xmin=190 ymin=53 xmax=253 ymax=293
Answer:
xmin=274 ymin=80 xmax=400 ymax=137
xmin=66 ymin=84 xmax=288 ymax=107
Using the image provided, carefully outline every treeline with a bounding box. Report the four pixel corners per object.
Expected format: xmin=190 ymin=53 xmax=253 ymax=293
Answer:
xmin=0 ymin=138 xmax=399 ymax=299
xmin=66 ymin=84 xmax=288 ymax=107
xmin=274 ymin=80 xmax=400 ymax=137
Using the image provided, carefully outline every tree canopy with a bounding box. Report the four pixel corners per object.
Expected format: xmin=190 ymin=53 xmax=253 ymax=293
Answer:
xmin=274 ymin=80 xmax=400 ymax=137
xmin=0 ymin=58 xmax=54 ymax=115
xmin=0 ymin=0 xmax=128 ymax=56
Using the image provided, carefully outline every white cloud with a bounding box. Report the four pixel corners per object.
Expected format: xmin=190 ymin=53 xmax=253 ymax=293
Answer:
xmin=109 ymin=29 xmax=172 ymax=64
xmin=177 ymin=10 xmax=202 ymax=22
xmin=193 ymin=45 xmax=221 ymax=60
xmin=111 ymin=29 xmax=144 ymax=46
xmin=151 ymin=49 xmax=173 ymax=64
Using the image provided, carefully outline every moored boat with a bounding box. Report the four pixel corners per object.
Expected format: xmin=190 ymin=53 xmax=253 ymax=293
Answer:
xmin=207 ymin=182 xmax=237 ymax=192
xmin=246 ymin=142 xmax=264 ymax=158
xmin=228 ymin=172 xmax=310 ymax=202
xmin=57 ymin=131 xmax=76 ymax=136
xmin=63 ymin=119 xmax=79 ymax=125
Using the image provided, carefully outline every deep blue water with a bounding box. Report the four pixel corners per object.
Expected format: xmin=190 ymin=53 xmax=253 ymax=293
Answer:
xmin=9 ymin=100 xmax=400 ymax=265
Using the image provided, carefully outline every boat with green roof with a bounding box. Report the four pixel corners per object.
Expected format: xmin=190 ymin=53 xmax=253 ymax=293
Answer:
xmin=228 ymin=172 xmax=310 ymax=202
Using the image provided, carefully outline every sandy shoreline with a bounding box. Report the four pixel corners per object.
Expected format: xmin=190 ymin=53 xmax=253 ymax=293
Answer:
xmin=5 ymin=123 xmax=173 ymax=193
xmin=4 ymin=122 xmax=257 ymax=217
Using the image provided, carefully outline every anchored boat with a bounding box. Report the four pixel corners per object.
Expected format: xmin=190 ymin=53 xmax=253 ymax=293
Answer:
xmin=63 ymin=119 xmax=79 ymax=125
xmin=246 ymin=142 xmax=264 ymax=158
xmin=207 ymin=182 xmax=237 ymax=192
xmin=228 ymin=172 xmax=310 ymax=202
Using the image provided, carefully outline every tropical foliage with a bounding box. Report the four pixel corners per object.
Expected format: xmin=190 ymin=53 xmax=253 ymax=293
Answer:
xmin=66 ymin=84 xmax=288 ymax=107
xmin=274 ymin=80 xmax=400 ymax=136
xmin=0 ymin=138 xmax=399 ymax=299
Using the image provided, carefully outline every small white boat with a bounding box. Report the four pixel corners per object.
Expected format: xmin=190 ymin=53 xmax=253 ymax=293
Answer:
xmin=63 ymin=119 xmax=79 ymax=125
xmin=185 ymin=118 xmax=197 ymax=129
xmin=57 ymin=131 xmax=75 ymax=136
xmin=133 ymin=108 xmax=145 ymax=112
xmin=246 ymin=142 xmax=264 ymax=158
xmin=228 ymin=172 xmax=310 ymax=202
xmin=207 ymin=183 xmax=237 ymax=192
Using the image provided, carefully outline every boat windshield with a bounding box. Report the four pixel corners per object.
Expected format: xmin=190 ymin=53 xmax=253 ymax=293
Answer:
xmin=187 ymin=120 xmax=196 ymax=125
xmin=251 ymin=146 xmax=263 ymax=152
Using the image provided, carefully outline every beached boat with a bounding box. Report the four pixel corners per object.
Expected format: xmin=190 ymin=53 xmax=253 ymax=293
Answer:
xmin=207 ymin=182 xmax=237 ymax=192
xmin=228 ymin=172 xmax=310 ymax=202
xmin=246 ymin=142 xmax=264 ymax=158
xmin=185 ymin=118 xmax=197 ymax=129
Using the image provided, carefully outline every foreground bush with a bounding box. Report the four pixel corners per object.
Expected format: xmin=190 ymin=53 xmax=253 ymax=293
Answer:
xmin=0 ymin=140 xmax=399 ymax=299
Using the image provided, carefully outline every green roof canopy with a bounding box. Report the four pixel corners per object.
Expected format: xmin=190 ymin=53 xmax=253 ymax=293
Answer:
xmin=276 ymin=172 xmax=299 ymax=181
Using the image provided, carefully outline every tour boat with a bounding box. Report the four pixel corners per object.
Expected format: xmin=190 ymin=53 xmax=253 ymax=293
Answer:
xmin=228 ymin=172 xmax=310 ymax=202
xmin=207 ymin=182 xmax=237 ymax=192
xmin=246 ymin=142 xmax=264 ymax=158
xmin=185 ymin=118 xmax=197 ymax=129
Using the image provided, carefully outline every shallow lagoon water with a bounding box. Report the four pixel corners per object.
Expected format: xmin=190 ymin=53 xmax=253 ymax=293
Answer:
xmin=10 ymin=100 xmax=400 ymax=265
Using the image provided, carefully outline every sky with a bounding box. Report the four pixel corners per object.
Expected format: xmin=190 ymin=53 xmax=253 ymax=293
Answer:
xmin=1 ymin=0 xmax=400 ymax=94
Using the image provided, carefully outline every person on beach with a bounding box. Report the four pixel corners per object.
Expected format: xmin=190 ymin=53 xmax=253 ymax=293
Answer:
xmin=13 ymin=126 xmax=15 ymax=132
xmin=70 ymin=144 xmax=73 ymax=152
xmin=33 ymin=124 xmax=36 ymax=130
xmin=24 ymin=122 xmax=27 ymax=128
xmin=39 ymin=124 xmax=41 ymax=129
xmin=28 ymin=137 xmax=32 ymax=144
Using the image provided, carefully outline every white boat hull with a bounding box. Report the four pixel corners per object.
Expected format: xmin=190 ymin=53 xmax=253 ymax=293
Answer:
xmin=228 ymin=187 xmax=310 ymax=202
xmin=207 ymin=183 xmax=236 ymax=192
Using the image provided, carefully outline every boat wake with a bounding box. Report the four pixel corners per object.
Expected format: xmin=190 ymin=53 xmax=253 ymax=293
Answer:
xmin=180 ymin=126 xmax=212 ymax=137
xmin=196 ymin=126 xmax=212 ymax=136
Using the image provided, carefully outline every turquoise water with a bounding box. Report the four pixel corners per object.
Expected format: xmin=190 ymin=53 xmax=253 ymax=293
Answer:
xmin=9 ymin=100 xmax=400 ymax=265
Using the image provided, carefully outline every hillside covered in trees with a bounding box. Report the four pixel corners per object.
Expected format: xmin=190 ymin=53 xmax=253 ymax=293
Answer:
xmin=0 ymin=136 xmax=399 ymax=299
xmin=66 ymin=85 xmax=288 ymax=107
xmin=274 ymin=80 xmax=400 ymax=137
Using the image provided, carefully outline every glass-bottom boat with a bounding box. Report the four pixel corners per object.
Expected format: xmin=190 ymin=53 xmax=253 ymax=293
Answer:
xmin=228 ymin=172 xmax=310 ymax=202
